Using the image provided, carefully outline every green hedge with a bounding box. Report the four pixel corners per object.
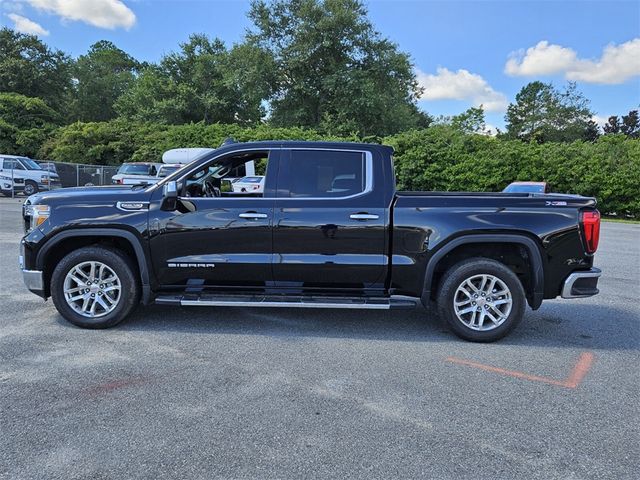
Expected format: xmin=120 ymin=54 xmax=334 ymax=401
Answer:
xmin=38 ymin=121 xmax=640 ymax=218
xmin=388 ymin=127 xmax=640 ymax=218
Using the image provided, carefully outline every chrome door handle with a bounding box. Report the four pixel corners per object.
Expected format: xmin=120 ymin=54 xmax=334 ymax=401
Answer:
xmin=349 ymin=213 xmax=379 ymax=220
xmin=239 ymin=212 xmax=268 ymax=219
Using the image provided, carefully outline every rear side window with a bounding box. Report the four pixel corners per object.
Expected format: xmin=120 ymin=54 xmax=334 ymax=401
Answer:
xmin=289 ymin=150 xmax=365 ymax=198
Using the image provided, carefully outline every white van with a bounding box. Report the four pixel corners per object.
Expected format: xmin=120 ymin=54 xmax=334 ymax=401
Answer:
xmin=0 ymin=154 xmax=61 ymax=195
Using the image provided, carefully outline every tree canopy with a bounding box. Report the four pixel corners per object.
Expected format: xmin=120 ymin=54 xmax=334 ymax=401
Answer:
xmin=0 ymin=28 xmax=72 ymax=112
xmin=504 ymin=81 xmax=595 ymax=143
xmin=246 ymin=0 xmax=429 ymax=136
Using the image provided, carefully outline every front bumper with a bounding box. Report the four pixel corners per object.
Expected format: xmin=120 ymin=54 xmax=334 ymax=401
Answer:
xmin=561 ymin=268 xmax=601 ymax=298
xmin=20 ymin=242 xmax=46 ymax=299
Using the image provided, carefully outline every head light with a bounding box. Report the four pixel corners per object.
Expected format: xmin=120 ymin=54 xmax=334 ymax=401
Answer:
xmin=24 ymin=204 xmax=50 ymax=230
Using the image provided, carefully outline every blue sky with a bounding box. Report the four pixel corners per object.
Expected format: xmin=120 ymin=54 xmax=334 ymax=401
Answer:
xmin=2 ymin=0 xmax=639 ymax=130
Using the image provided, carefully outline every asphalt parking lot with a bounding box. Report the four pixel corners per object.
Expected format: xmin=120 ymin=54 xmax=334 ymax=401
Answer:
xmin=1 ymin=196 xmax=638 ymax=479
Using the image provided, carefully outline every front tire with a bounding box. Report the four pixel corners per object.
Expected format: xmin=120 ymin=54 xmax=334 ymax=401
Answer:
xmin=437 ymin=257 xmax=526 ymax=342
xmin=51 ymin=246 xmax=140 ymax=329
xmin=23 ymin=181 xmax=38 ymax=196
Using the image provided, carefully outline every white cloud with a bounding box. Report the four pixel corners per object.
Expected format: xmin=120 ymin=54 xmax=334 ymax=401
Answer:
xmin=26 ymin=0 xmax=136 ymax=30
xmin=7 ymin=12 xmax=49 ymax=35
xmin=591 ymin=115 xmax=610 ymax=128
xmin=505 ymin=38 xmax=640 ymax=85
xmin=416 ymin=67 xmax=509 ymax=112
xmin=505 ymin=41 xmax=576 ymax=76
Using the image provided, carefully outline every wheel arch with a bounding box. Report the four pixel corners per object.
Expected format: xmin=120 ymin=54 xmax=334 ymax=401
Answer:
xmin=421 ymin=234 xmax=545 ymax=310
xmin=36 ymin=228 xmax=152 ymax=303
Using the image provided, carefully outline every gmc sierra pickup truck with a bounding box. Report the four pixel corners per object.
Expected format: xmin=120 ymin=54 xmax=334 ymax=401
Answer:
xmin=20 ymin=141 xmax=601 ymax=341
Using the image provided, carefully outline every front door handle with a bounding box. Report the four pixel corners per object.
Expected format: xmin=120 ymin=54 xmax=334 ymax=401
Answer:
xmin=350 ymin=213 xmax=379 ymax=220
xmin=239 ymin=212 xmax=268 ymax=219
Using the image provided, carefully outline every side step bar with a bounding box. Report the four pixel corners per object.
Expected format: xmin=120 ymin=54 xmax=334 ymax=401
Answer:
xmin=155 ymin=294 xmax=418 ymax=310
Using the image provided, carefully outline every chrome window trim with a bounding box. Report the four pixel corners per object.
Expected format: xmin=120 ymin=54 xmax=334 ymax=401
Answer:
xmin=171 ymin=147 xmax=374 ymax=202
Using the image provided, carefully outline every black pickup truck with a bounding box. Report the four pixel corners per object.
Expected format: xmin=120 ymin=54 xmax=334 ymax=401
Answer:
xmin=20 ymin=141 xmax=602 ymax=341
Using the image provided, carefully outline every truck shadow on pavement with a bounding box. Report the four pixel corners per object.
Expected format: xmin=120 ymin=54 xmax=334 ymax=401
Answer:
xmin=59 ymin=300 xmax=637 ymax=351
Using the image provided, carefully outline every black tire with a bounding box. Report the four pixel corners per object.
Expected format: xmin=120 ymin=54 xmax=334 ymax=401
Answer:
xmin=437 ymin=257 xmax=526 ymax=342
xmin=23 ymin=181 xmax=38 ymax=196
xmin=51 ymin=246 xmax=140 ymax=329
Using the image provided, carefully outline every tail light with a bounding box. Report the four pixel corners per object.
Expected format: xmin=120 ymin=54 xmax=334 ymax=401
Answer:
xmin=581 ymin=210 xmax=600 ymax=254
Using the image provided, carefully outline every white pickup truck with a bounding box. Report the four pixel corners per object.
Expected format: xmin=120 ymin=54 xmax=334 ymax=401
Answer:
xmin=111 ymin=162 xmax=163 ymax=185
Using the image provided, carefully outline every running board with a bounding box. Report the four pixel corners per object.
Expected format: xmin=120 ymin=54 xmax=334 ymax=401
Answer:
xmin=154 ymin=293 xmax=418 ymax=310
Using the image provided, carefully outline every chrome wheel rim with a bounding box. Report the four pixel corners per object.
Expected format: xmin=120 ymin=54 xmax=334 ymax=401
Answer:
xmin=63 ymin=261 xmax=121 ymax=318
xmin=453 ymin=274 xmax=512 ymax=331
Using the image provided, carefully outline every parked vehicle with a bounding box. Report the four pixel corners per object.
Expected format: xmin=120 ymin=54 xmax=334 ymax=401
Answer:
xmin=111 ymin=163 xmax=162 ymax=185
xmin=232 ymin=175 xmax=265 ymax=193
xmin=156 ymin=164 xmax=184 ymax=179
xmin=503 ymin=181 xmax=549 ymax=194
xmin=0 ymin=155 xmax=61 ymax=195
xmin=20 ymin=141 xmax=601 ymax=342
xmin=0 ymin=173 xmax=25 ymax=196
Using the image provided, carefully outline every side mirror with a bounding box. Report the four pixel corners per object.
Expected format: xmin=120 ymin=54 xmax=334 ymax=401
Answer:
xmin=163 ymin=180 xmax=178 ymax=198
xmin=161 ymin=180 xmax=178 ymax=211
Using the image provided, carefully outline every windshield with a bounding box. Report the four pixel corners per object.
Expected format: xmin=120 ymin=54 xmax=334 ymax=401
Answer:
xmin=119 ymin=164 xmax=151 ymax=175
xmin=19 ymin=158 xmax=43 ymax=170
xmin=153 ymin=148 xmax=219 ymax=189
xmin=239 ymin=177 xmax=263 ymax=183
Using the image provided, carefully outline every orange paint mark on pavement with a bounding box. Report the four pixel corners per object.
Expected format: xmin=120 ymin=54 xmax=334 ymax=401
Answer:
xmin=446 ymin=351 xmax=595 ymax=389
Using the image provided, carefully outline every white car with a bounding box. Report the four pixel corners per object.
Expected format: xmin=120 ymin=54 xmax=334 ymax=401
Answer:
xmin=0 ymin=155 xmax=61 ymax=195
xmin=232 ymin=176 xmax=265 ymax=193
xmin=111 ymin=162 xmax=163 ymax=185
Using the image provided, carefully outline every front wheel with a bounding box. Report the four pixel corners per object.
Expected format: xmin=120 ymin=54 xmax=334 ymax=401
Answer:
xmin=23 ymin=181 xmax=38 ymax=196
xmin=437 ymin=257 xmax=526 ymax=342
xmin=51 ymin=246 xmax=140 ymax=329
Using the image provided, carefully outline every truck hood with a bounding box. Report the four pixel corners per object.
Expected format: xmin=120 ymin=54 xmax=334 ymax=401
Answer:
xmin=26 ymin=185 xmax=152 ymax=205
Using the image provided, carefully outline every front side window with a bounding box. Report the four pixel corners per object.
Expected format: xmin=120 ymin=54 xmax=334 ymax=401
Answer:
xmin=4 ymin=159 xmax=25 ymax=170
xmin=289 ymin=150 xmax=366 ymax=198
xmin=181 ymin=151 xmax=270 ymax=198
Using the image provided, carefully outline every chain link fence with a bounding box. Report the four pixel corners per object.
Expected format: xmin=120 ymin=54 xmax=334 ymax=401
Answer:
xmin=1 ymin=159 xmax=120 ymax=198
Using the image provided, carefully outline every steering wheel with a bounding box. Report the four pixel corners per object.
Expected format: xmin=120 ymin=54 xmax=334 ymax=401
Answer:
xmin=203 ymin=179 xmax=221 ymax=197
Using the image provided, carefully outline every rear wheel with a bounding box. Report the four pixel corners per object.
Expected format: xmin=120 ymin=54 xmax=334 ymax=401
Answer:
xmin=437 ymin=257 xmax=526 ymax=342
xmin=51 ymin=246 xmax=140 ymax=329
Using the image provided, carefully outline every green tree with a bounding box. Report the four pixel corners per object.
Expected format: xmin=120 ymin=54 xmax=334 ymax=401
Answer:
xmin=116 ymin=34 xmax=267 ymax=124
xmin=0 ymin=92 xmax=60 ymax=156
xmin=504 ymin=81 xmax=594 ymax=143
xmin=621 ymin=110 xmax=639 ymax=138
xmin=0 ymin=28 xmax=72 ymax=112
xmin=451 ymin=106 xmax=488 ymax=134
xmin=246 ymin=0 xmax=428 ymax=137
xmin=602 ymin=110 xmax=639 ymax=138
xmin=72 ymin=40 xmax=140 ymax=122
xmin=602 ymin=115 xmax=621 ymax=134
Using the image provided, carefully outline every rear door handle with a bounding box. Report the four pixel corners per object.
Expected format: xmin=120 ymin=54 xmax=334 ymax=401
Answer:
xmin=239 ymin=212 xmax=268 ymax=219
xmin=349 ymin=213 xmax=379 ymax=220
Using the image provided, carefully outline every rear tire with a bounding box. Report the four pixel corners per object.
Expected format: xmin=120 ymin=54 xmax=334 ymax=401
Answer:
xmin=51 ymin=246 xmax=140 ymax=329
xmin=437 ymin=257 xmax=526 ymax=342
